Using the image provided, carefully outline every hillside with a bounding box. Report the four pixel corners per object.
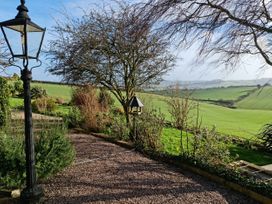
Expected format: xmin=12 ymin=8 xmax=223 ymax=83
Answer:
xmin=158 ymin=78 xmax=272 ymax=89
xmin=20 ymin=82 xmax=272 ymax=139
xmin=137 ymin=92 xmax=272 ymax=139
xmin=149 ymin=86 xmax=256 ymax=101
xmin=237 ymin=86 xmax=272 ymax=110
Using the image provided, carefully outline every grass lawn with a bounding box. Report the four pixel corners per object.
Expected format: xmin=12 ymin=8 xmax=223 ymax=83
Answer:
xmin=10 ymin=97 xmax=23 ymax=109
xmin=32 ymin=82 xmax=73 ymax=102
xmin=162 ymin=127 xmax=272 ymax=165
xmin=137 ymin=92 xmax=272 ymax=140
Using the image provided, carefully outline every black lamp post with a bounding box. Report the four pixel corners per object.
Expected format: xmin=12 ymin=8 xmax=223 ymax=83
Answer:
xmin=0 ymin=0 xmax=45 ymax=202
xmin=129 ymin=95 xmax=144 ymax=140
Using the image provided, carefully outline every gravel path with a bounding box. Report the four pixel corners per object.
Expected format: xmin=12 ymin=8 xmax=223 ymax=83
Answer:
xmin=41 ymin=133 xmax=258 ymax=204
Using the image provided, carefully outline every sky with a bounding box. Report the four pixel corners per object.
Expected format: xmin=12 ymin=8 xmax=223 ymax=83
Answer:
xmin=1 ymin=0 xmax=272 ymax=82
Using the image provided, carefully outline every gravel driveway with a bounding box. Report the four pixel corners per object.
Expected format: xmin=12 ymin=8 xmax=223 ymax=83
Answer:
xmin=41 ymin=133 xmax=258 ymax=204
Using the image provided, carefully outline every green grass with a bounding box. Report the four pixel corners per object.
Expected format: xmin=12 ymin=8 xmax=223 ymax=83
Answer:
xmin=10 ymin=82 xmax=271 ymax=165
xmin=150 ymin=86 xmax=256 ymax=101
xmin=162 ymin=127 xmax=272 ymax=165
xmin=10 ymin=97 xmax=23 ymax=109
xmin=32 ymin=82 xmax=73 ymax=102
xmin=11 ymin=83 xmax=272 ymax=139
xmin=237 ymin=86 xmax=272 ymax=110
xmin=137 ymin=92 xmax=272 ymax=140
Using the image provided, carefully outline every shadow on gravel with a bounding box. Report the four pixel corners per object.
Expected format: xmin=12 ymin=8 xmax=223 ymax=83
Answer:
xmin=41 ymin=134 xmax=258 ymax=204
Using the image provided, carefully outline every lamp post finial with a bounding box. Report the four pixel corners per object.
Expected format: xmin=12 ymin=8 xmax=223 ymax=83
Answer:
xmin=16 ymin=0 xmax=29 ymax=19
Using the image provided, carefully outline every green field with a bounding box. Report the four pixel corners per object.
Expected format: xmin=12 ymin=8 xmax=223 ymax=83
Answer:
xmin=150 ymin=86 xmax=256 ymax=101
xmin=137 ymin=92 xmax=272 ymax=139
xmin=237 ymin=86 xmax=272 ymax=110
xmin=13 ymin=83 xmax=272 ymax=139
xmin=11 ymin=82 xmax=272 ymax=165
xmin=32 ymin=82 xmax=73 ymax=102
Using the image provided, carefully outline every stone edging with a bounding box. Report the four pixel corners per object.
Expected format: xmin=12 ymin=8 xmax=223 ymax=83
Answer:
xmin=91 ymin=132 xmax=272 ymax=204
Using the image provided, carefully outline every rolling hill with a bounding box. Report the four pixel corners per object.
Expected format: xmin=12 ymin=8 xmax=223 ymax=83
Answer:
xmin=237 ymin=86 xmax=272 ymax=110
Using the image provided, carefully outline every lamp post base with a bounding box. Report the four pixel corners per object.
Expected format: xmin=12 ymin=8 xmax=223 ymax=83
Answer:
xmin=20 ymin=185 xmax=44 ymax=203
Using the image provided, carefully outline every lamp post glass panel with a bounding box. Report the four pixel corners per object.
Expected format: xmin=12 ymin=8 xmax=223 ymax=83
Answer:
xmin=0 ymin=0 xmax=45 ymax=201
xmin=129 ymin=96 xmax=144 ymax=140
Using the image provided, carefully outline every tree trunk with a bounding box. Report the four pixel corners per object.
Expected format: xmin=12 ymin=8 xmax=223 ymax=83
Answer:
xmin=122 ymin=103 xmax=134 ymax=141
xmin=180 ymin=127 xmax=184 ymax=155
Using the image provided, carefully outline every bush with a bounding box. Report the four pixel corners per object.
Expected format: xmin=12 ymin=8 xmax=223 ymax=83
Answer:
xmin=64 ymin=107 xmax=83 ymax=128
xmin=108 ymin=114 xmax=130 ymax=141
xmin=192 ymin=127 xmax=232 ymax=164
xmin=32 ymin=97 xmax=57 ymax=113
xmin=0 ymin=125 xmax=74 ymax=189
xmin=258 ymin=124 xmax=272 ymax=152
xmin=98 ymin=88 xmax=114 ymax=111
xmin=31 ymin=86 xmax=47 ymax=99
xmin=136 ymin=109 xmax=165 ymax=151
xmin=0 ymin=77 xmax=10 ymax=127
xmin=14 ymin=80 xmax=23 ymax=96
xmin=71 ymin=86 xmax=109 ymax=132
xmin=0 ymin=132 xmax=25 ymax=188
xmin=17 ymin=85 xmax=47 ymax=99
xmin=55 ymin=97 xmax=65 ymax=105
xmin=35 ymin=127 xmax=75 ymax=179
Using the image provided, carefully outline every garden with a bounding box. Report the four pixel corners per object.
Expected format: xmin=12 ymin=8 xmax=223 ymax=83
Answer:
xmin=1 ymin=75 xmax=271 ymax=199
xmin=0 ymin=0 xmax=272 ymax=202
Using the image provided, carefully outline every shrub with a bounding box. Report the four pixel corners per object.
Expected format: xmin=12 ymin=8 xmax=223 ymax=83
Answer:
xmin=31 ymin=86 xmax=47 ymax=99
xmin=55 ymin=97 xmax=65 ymax=105
xmin=135 ymin=109 xmax=165 ymax=151
xmin=17 ymin=85 xmax=47 ymax=99
xmin=14 ymin=80 xmax=23 ymax=96
xmin=98 ymin=88 xmax=114 ymax=111
xmin=64 ymin=107 xmax=83 ymax=128
xmin=35 ymin=127 xmax=75 ymax=179
xmin=71 ymin=86 xmax=108 ymax=132
xmin=0 ymin=77 xmax=10 ymax=127
xmin=108 ymin=114 xmax=130 ymax=141
xmin=192 ymin=127 xmax=232 ymax=165
xmin=32 ymin=97 xmax=57 ymax=113
xmin=0 ymin=131 xmax=25 ymax=188
xmin=258 ymin=124 xmax=272 ymax=152
xmin=0 ymin=125 xmax=74 ymax=189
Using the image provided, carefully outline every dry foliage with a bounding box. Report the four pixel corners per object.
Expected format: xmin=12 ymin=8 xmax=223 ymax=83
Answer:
xmin=71 ymin=86 xmax=109 ymax=132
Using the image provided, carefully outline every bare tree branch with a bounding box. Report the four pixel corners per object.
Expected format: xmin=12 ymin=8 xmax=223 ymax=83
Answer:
xmin=142 ymin=0 xmax=272 ymax=68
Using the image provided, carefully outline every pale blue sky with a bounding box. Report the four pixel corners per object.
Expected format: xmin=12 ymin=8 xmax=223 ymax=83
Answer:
xmin=1 ymin=0 xmax=272 ymax=82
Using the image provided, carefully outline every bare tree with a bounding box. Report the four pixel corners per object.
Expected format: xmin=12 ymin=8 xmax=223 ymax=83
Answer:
xmin=143 ymin=0 xmax=272 ymax=68
xmin=48 ymin=2 xmax=174 ymax=126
